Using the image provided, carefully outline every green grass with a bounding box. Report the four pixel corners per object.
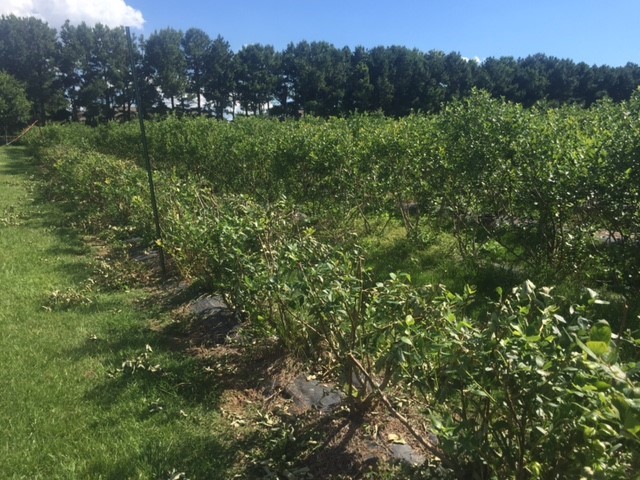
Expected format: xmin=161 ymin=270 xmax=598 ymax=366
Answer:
xmin=0 ymin=147 xmax=234 ymax=479
xmin=362 ymin=218 xmax=638 ymax=331
xmin=362 ymin=221 xmax=525 ymax=299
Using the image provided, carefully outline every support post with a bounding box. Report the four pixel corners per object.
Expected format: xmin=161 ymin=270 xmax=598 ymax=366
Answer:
xmin=126 ymin=26 xmax=167 ymax=278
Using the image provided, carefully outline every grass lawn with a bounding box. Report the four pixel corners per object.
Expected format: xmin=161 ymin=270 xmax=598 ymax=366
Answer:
xmin=0 ymin=147 xmax=235 ymax=479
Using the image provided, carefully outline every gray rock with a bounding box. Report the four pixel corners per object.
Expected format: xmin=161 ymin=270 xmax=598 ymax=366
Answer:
xmin=286 ymin=374 xmax=344 ymax=413
xmin=189 ymin=295 xmax=227 ymax=317
xmin=389 ymin=442 xmax=426 ymax=466
xmin=187 ymin=294 xmax=237 ymax=343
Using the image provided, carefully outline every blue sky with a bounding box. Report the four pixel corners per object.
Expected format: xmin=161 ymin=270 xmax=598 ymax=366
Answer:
xmin=2 ymin=0 xmax=639 ymax=66
xmin=125 ymin=0 xmax=640 ymax=66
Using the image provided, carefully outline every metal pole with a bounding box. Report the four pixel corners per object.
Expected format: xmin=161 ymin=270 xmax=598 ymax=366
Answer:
xmin=126 ymin=26 xmax=167 ymax=278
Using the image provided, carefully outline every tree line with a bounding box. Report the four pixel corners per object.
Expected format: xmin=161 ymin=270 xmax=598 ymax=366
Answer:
xmin=2 ymin=14 xmax=640 ymax=125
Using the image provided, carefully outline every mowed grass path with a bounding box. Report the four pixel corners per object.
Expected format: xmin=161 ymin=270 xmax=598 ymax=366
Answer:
xmin=0 ymin=147 xmax=234 ymax=479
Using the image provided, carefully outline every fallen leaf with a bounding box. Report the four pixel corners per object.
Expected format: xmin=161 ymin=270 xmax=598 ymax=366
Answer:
xmin=387 ymin=433 xmax=406 ymax=444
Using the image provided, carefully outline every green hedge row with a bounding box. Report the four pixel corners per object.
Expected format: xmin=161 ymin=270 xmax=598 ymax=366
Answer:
xmin=25 ymin=90 xmax=640 ymax=290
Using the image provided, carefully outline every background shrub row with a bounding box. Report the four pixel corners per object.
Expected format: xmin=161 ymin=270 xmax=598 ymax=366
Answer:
xmin=27 ymin=90 xmax=640 ymax=290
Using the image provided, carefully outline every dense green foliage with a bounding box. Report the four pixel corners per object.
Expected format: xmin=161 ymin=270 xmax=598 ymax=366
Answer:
xmin=23 ymin=91 xmax=640 ymax=477
xmin=2 ymin=15 xmax=640 ymax=123
xmin=0 ymin=70 xmax=31 ymax=139
xmin=0 ymin=15 xmax=63 ymax=122
xmin=26 ymin=89 xmax=640 ymax=291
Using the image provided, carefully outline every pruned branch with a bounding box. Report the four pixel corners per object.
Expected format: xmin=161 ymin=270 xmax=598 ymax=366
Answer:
xmin=347 ymin=353 xmax=450 ymax=467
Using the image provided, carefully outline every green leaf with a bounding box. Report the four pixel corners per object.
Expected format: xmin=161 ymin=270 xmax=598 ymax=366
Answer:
xmin=586 ymin=341 xmax=610 ymax=357
xmin=609 ymin=365 xmax=628 ymax=382
xmin=467 ymin=387 xmax=493 ymax=401
xmin=524 ymin=279 xmax=536 ymax=294
xmin=590 ymin=320 xmax=612 ymax=343
xmin=405 ymin=314 xmax=415 ymax=327
xmin=400 ymin=336 xmax=413 ymax=347
xmin=586 ymin=287 xmax=598 ymax=299
xmin=598 ymin=423 xmax=618 ymax=437
xmin=575 ymin=336 xmax=602 ymax=362
xmin=594 ymin=381 xmax=612 ymax=391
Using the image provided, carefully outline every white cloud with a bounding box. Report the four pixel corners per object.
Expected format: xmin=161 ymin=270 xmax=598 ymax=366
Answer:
xmin=0 ymin=0 xmax=144 ymax=28
xmin=462 ymin=56 xmax=483 ymax=64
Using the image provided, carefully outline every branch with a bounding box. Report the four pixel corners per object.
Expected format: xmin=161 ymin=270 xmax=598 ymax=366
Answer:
xmin=3 ymin=120 xmax=38 ymax=146
xmin=347 ymin=353 xmax=450 ymax=467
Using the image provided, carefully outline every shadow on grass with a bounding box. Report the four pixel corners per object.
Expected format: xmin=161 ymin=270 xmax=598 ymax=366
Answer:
xmin=61 ymin=298 xmax=242 ymax=478
xmin=82 ymin=434 xmax=236 ymax=480
xmin=68 ymin=311 xmax=224 ymax=407
xmin=0 ymin=146 xmax=34 ymax=176
xmin=366 ymin=234 xmax=525 ymax=300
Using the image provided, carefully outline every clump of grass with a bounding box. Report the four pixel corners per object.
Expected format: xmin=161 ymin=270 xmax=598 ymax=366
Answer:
xmin=43 ymin=281 xmax=96 ymax=310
